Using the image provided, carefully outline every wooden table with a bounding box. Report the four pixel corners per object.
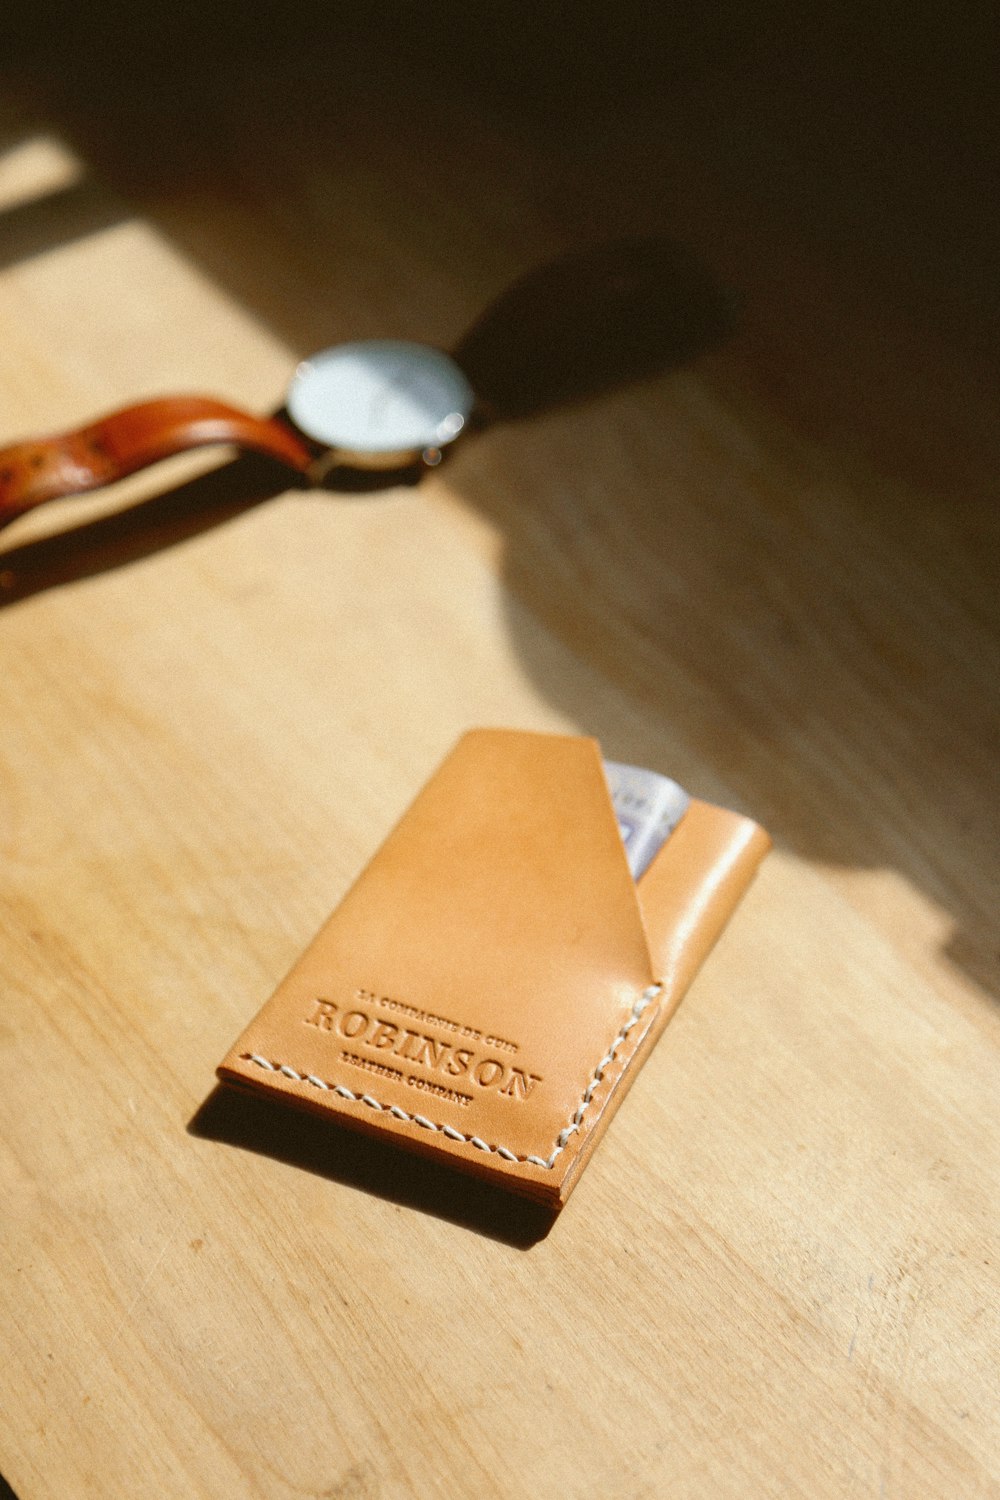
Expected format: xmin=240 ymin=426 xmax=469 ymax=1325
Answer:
xmin=2 ymin=10 xmax=998 ymax=1497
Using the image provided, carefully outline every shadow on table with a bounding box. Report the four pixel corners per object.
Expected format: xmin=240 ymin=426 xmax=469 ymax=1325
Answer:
xmin=189 ymin=1084 xmax=557 ymax=1248
xmin=2 ymin=3 xmax=998 ymax=1010
xmin=0 ymin=438 xmax=434 ymax=605
xmin=0 ymin=454 xmax=306 ymax=604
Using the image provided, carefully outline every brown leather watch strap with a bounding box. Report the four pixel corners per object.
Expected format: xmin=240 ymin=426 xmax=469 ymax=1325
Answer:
xmin=0 ymin=396 xmax=314 ymax=529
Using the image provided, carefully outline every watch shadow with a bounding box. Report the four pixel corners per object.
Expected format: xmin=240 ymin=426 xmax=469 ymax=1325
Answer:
xmin=0 ymin=437 xmax=433 ymax=606
xmin=0 ymin=452 xmax=298 ymax=606
xmin=453 ymin=237 xmax=736 ymax=423
xmin=189 ymin=1083 xmax=557 ymax=1248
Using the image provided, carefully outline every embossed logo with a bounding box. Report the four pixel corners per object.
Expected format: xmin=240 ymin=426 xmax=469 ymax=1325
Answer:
xmin=303 ymin=992 xmax=542 ymax=1103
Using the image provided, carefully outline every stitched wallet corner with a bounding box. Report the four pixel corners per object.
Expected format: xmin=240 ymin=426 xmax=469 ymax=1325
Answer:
xmin=217 ymin=729 xmax=769 ymax=1207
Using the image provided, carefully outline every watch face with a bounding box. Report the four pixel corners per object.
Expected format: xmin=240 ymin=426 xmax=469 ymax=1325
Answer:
xmin=286 ymin=340 xmax=475 ymax=455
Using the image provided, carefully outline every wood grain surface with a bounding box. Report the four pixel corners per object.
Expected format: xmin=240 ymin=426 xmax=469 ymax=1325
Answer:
xmin=2 ymin=8 xmax=998 ymax=1498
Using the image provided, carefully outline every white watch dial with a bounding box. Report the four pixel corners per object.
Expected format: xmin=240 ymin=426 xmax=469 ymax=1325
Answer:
xmin=286 ymin=340 xmax=475 ymax=454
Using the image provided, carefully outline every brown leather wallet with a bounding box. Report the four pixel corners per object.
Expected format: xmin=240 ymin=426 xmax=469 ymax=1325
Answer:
xmin=217 ymin=729 xmax=769 ymax=1208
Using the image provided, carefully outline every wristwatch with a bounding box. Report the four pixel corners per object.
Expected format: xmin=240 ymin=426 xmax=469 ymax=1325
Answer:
xmin=0 ymin=340 xmax=477 ymax=530
xmin=0 ymin=239 xmax=732 ymax=531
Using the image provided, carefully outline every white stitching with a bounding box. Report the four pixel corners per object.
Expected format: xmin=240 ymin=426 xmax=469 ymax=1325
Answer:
xmin=241 ymin=981 xmax=662 ymax=1172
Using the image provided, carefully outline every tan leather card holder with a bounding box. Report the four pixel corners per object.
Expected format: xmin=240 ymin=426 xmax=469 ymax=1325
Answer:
xmin=217 ymin=729 xmax=769 ymax=1207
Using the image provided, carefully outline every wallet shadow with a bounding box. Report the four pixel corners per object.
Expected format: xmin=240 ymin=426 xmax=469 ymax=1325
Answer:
xmin=189 ymin=1084 xmax=556 ymax=1248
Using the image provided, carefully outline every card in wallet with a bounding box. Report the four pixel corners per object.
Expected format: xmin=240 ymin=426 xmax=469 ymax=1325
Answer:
xmin=217 ymin=729 xmax=769 ymax=1207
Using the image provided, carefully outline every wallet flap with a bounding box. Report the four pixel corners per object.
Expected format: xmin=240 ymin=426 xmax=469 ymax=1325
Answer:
xmin=313 ymin=727 xmax=655 ymax=1004
xmin=218 ymin=729 xmax=768 ymax=1206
